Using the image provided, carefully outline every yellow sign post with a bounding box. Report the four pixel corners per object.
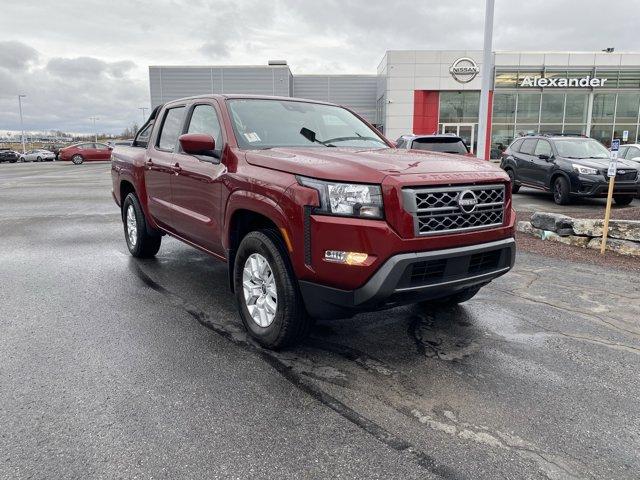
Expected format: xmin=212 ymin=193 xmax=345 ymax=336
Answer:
xmin=601 ymin=139 xmax=620 ymax=254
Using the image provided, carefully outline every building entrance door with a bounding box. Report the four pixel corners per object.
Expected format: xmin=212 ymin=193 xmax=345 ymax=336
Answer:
xmin=441 ymin=123 xmax=475 ymax=154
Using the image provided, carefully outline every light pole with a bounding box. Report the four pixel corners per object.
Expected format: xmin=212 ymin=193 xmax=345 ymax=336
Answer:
xmin=476 ymin=0 xmax=495 ymax=160
xmin=139 ymin=107 xmax=148 ymax=123
xmin=89 ymin=116 xmax=98 ymax=142
xmin=18 ymin=94 xmax=26 ymax=154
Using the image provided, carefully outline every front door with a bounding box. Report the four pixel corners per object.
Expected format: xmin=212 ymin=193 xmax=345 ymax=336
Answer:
xmin=441 ymin=123 xmax=475 ymax=154
xmin=170 ymin=102 xmax=226 ymax=256
xmin=144 ymin=105 xmax=186 ymax=229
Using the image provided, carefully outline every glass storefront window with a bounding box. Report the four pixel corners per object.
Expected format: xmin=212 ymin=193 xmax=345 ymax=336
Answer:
xmin=615 ymin=93 xmax=640 ymax=123
xmin=539 ymin=124 xmax=563 ymax=134
xmin=590 ymin=125 xmax=614 ymax=147
xmin=613 ymin=125 xmax=638 ymax=144
xmin=490 ymin=125 xmax=515 ymax=158
xmin=515 ymin=124 xmax=538 ymax=136
xmin=594 ymin=70 xmax=619 ymax=88
xmin=492 ymin=93 xmax=516 ymax=123
xmin=494 ymin=71 xmax=518 ymax=88
xmin=540 ymin=93 xmax=564 ymax=123
xmin=564 ymin=93 xmax=589 ymax=123
xmin=592 ymin=93 xmax=616 ymax=124
xmin=562 ymin=124 xmax=588 ymax=136
xmin=439 ymin=92 xmax=480 ymax=123
xmin=515 ymin=93 xmax=541 ymax=124
xmin=618 ymin=70 xmax=640 ymax=88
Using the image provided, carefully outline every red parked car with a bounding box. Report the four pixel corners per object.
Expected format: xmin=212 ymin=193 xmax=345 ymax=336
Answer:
xmin=111 ymin=95 xmax=516 ymax=349
xmin=59 ymin=142 xmax=112 ymax=164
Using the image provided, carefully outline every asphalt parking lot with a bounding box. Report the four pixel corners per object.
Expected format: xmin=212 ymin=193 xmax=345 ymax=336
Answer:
xmin=1 ymin=162 xmax=639 ymax=479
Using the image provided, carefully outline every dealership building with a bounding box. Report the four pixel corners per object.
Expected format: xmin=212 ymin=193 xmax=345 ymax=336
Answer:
xmin=149 ymin=50 xmax=640 ymax=158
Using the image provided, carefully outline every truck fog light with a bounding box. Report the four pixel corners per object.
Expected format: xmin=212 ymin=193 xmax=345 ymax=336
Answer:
xmin=324 ymin=250 xmax=369 ymax=265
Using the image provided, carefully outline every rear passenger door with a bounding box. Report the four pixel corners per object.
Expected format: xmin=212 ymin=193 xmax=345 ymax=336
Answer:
xmin=145 ymin=105 xmax=186 ymax=229
xmin=170 ymin=102 xmax=226 ymax=256
xmin=516 ymin=138 xmax=538 ymax=185
xmin=530 ymin=139 xmax=554 ymax=187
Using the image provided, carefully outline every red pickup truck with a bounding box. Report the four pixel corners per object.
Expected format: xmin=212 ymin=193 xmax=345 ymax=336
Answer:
xmin=111 ymin=95 xmax=515 ymax=349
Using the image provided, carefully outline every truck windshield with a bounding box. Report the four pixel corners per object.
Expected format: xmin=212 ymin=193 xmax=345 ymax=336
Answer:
xmin=554 ymin=138 xmax=609 ymax=159
xmin=227 ymin=99 xmax=387 ymax=150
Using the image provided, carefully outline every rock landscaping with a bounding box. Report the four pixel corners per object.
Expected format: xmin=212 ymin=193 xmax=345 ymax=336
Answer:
xmin=518 ymin=212 xmax=640 ymax=256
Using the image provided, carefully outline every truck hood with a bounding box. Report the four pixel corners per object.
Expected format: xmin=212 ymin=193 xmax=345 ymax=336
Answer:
xmin=244 ymin=147 xmax=505 ymax=183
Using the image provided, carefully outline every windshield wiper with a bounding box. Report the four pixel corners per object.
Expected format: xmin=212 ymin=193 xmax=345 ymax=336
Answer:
xmin=300 ymin=127 xmax=335 ymax=147
xmin=323 ymin=132 xmax=385 ymax=145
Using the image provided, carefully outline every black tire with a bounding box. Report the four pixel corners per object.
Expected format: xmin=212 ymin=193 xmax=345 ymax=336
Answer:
xmin=36 ymin=156 xmax=42 ymax=162
xmin=233 ymin=230 xmax=311 ymax=350
xmin=71 ymin=154 xmax=84 ymax=165
xmin=613 ymin=195 xmax=634 ymax=206
xmin=418 ymin=286 xmax=482 ymax=308
xmin=506 ymin=169 xmax=520 ymax=193
xmin=122 ymin=193 xmax=161 ymax=258
xmin=552 ymin=176 xmax=571 ymax=205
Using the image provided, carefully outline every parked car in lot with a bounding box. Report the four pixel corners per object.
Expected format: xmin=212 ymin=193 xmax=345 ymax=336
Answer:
xmin=395 ymin=133 xmax=472 ymax=156
xmin=618 ymin=144 xmax=640 ymax=164
xmin=0 ymin=149 xmax=19 ymax=163
xmin=58 ymin=142 xmax=112 ymax=164
xmin=44 ymin=144 xmax=69 ymax=160
xmin=18 ymin=149 xmax=56 ymax=162
xmin=500 ymin=135 xmax=639 ymax=205
xmin=111 ymin=95 xmax=516 ymax=349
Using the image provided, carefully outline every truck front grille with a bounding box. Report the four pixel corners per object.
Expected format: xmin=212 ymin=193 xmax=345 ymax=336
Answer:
xmin=402 ymin=184 xmax=506 ymax=236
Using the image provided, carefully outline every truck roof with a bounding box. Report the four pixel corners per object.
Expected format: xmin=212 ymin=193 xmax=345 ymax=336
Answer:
xmin=163 ymin=94 xmax=340 ymax=108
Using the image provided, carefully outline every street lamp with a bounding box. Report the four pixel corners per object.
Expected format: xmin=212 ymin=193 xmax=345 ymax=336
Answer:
xmin=89 ymin=116 xmax=99 ymax=142
xmin=18 ymin=94 xmax=26 ymax=154
xmin=139 ymin=107 xmax=148 ymax=123
xmin=476 ymin=0 xmax=495 ymax=160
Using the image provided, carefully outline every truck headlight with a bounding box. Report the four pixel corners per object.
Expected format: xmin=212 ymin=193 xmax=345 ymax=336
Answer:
xmin=297 ymin=176 xmax=384 ymax=219
xmin=572 ymin=164 xmax=598 ymax=175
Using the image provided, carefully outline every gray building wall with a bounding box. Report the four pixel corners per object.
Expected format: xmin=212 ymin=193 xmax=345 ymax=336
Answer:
xmin=149 ymin=67 xmax=378 ymax=123
xmin=149 ymin=66 xmax=292 ymax=107
xmin=293 ymin=75 xmax=377 ymax=122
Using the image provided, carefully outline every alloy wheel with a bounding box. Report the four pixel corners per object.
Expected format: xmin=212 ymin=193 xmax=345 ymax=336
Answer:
xmin=126 ymin=205 xmax=137 ymax=247
xmin=242 ymin=253 xmax=278 ymax=327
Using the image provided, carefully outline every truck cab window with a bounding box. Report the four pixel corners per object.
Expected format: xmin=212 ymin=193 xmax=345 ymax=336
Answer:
xmin=135 ymin=123 xmax=154 ymax=148
xmin=157 ymin=107 xmax=185 ymax=151
xmin=187 ymin=105 xmax=223 ymax=156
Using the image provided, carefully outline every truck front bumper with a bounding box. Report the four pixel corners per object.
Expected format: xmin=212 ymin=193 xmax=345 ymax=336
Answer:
xmin=299 ymin=237 xmax=515 ymax=319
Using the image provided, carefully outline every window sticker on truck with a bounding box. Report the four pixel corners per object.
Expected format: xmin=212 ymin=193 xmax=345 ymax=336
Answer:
xmin=244 ymin=132 xmax=261 ymax=142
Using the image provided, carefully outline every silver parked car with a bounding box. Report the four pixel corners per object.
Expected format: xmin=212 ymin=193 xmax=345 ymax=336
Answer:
xmin=18 ymin=149 xmax=56 ymax=162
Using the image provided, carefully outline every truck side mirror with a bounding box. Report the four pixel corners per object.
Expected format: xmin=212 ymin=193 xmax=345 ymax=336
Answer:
xmin=538 ymin=153 xmax=551 ymax=161
xmin=179 ymin=133 xmax=216 ymax=158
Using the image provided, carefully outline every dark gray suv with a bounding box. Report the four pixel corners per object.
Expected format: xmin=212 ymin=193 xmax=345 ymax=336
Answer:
xmin=500 ymin=135 xmax=639 ymax=205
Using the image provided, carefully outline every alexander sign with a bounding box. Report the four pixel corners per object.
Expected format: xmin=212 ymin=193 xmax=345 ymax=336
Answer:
xmin=520 ymin=75 xmax=607 ymax=88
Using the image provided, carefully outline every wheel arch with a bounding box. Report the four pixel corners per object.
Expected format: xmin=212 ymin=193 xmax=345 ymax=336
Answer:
xmin=549 ymin=170 xmax=572 ymax=191
xmin=225 ymin=193 xmax=292 ymax=292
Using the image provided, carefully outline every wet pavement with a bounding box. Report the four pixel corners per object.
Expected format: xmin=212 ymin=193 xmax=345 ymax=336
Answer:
xmin=1 ymin=162 xmax=639 ymax=479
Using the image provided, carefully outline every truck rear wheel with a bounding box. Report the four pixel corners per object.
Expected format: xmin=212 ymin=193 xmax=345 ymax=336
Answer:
xmin=122 ymin=193 xmax=161 ymax=258
xmin=233 ymin=230 xmax=311 ymax=349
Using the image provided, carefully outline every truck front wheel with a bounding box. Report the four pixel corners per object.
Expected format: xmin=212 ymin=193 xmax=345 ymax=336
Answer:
xmin=234 ymin=230 xmax=311 ymax=349
xmin=122 ymin=193 xmax=161 ymax=258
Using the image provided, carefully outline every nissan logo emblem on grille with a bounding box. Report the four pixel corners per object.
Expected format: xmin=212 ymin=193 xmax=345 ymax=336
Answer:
xmin=457 ymin=190 xmax=478 ymax=213
xmin=618 ymin=170 xmax=626 ymax=174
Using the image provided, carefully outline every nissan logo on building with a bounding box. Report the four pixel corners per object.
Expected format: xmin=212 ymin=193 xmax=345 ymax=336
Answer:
xmin=449 ymin=57 xmax=480 ymax=84
xmin=457 ymin=189 xmax=478 ymax=213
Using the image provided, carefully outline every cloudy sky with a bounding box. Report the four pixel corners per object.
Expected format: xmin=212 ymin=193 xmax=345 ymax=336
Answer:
xmin=1 ymin=0 xmax=638 ymax=135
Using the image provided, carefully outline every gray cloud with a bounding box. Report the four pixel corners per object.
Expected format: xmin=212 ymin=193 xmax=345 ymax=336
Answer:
xmin=0 ymin=41 xmax=39 ymax=71
xmin=0 ymin=0 xmax=638 ymax=134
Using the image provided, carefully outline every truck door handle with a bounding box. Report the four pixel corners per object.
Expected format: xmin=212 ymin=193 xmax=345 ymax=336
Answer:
xmin=172 ymin=163 xmax=182 ymax=175
xmin=145 ymin=159 xmax=154 ymax=168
